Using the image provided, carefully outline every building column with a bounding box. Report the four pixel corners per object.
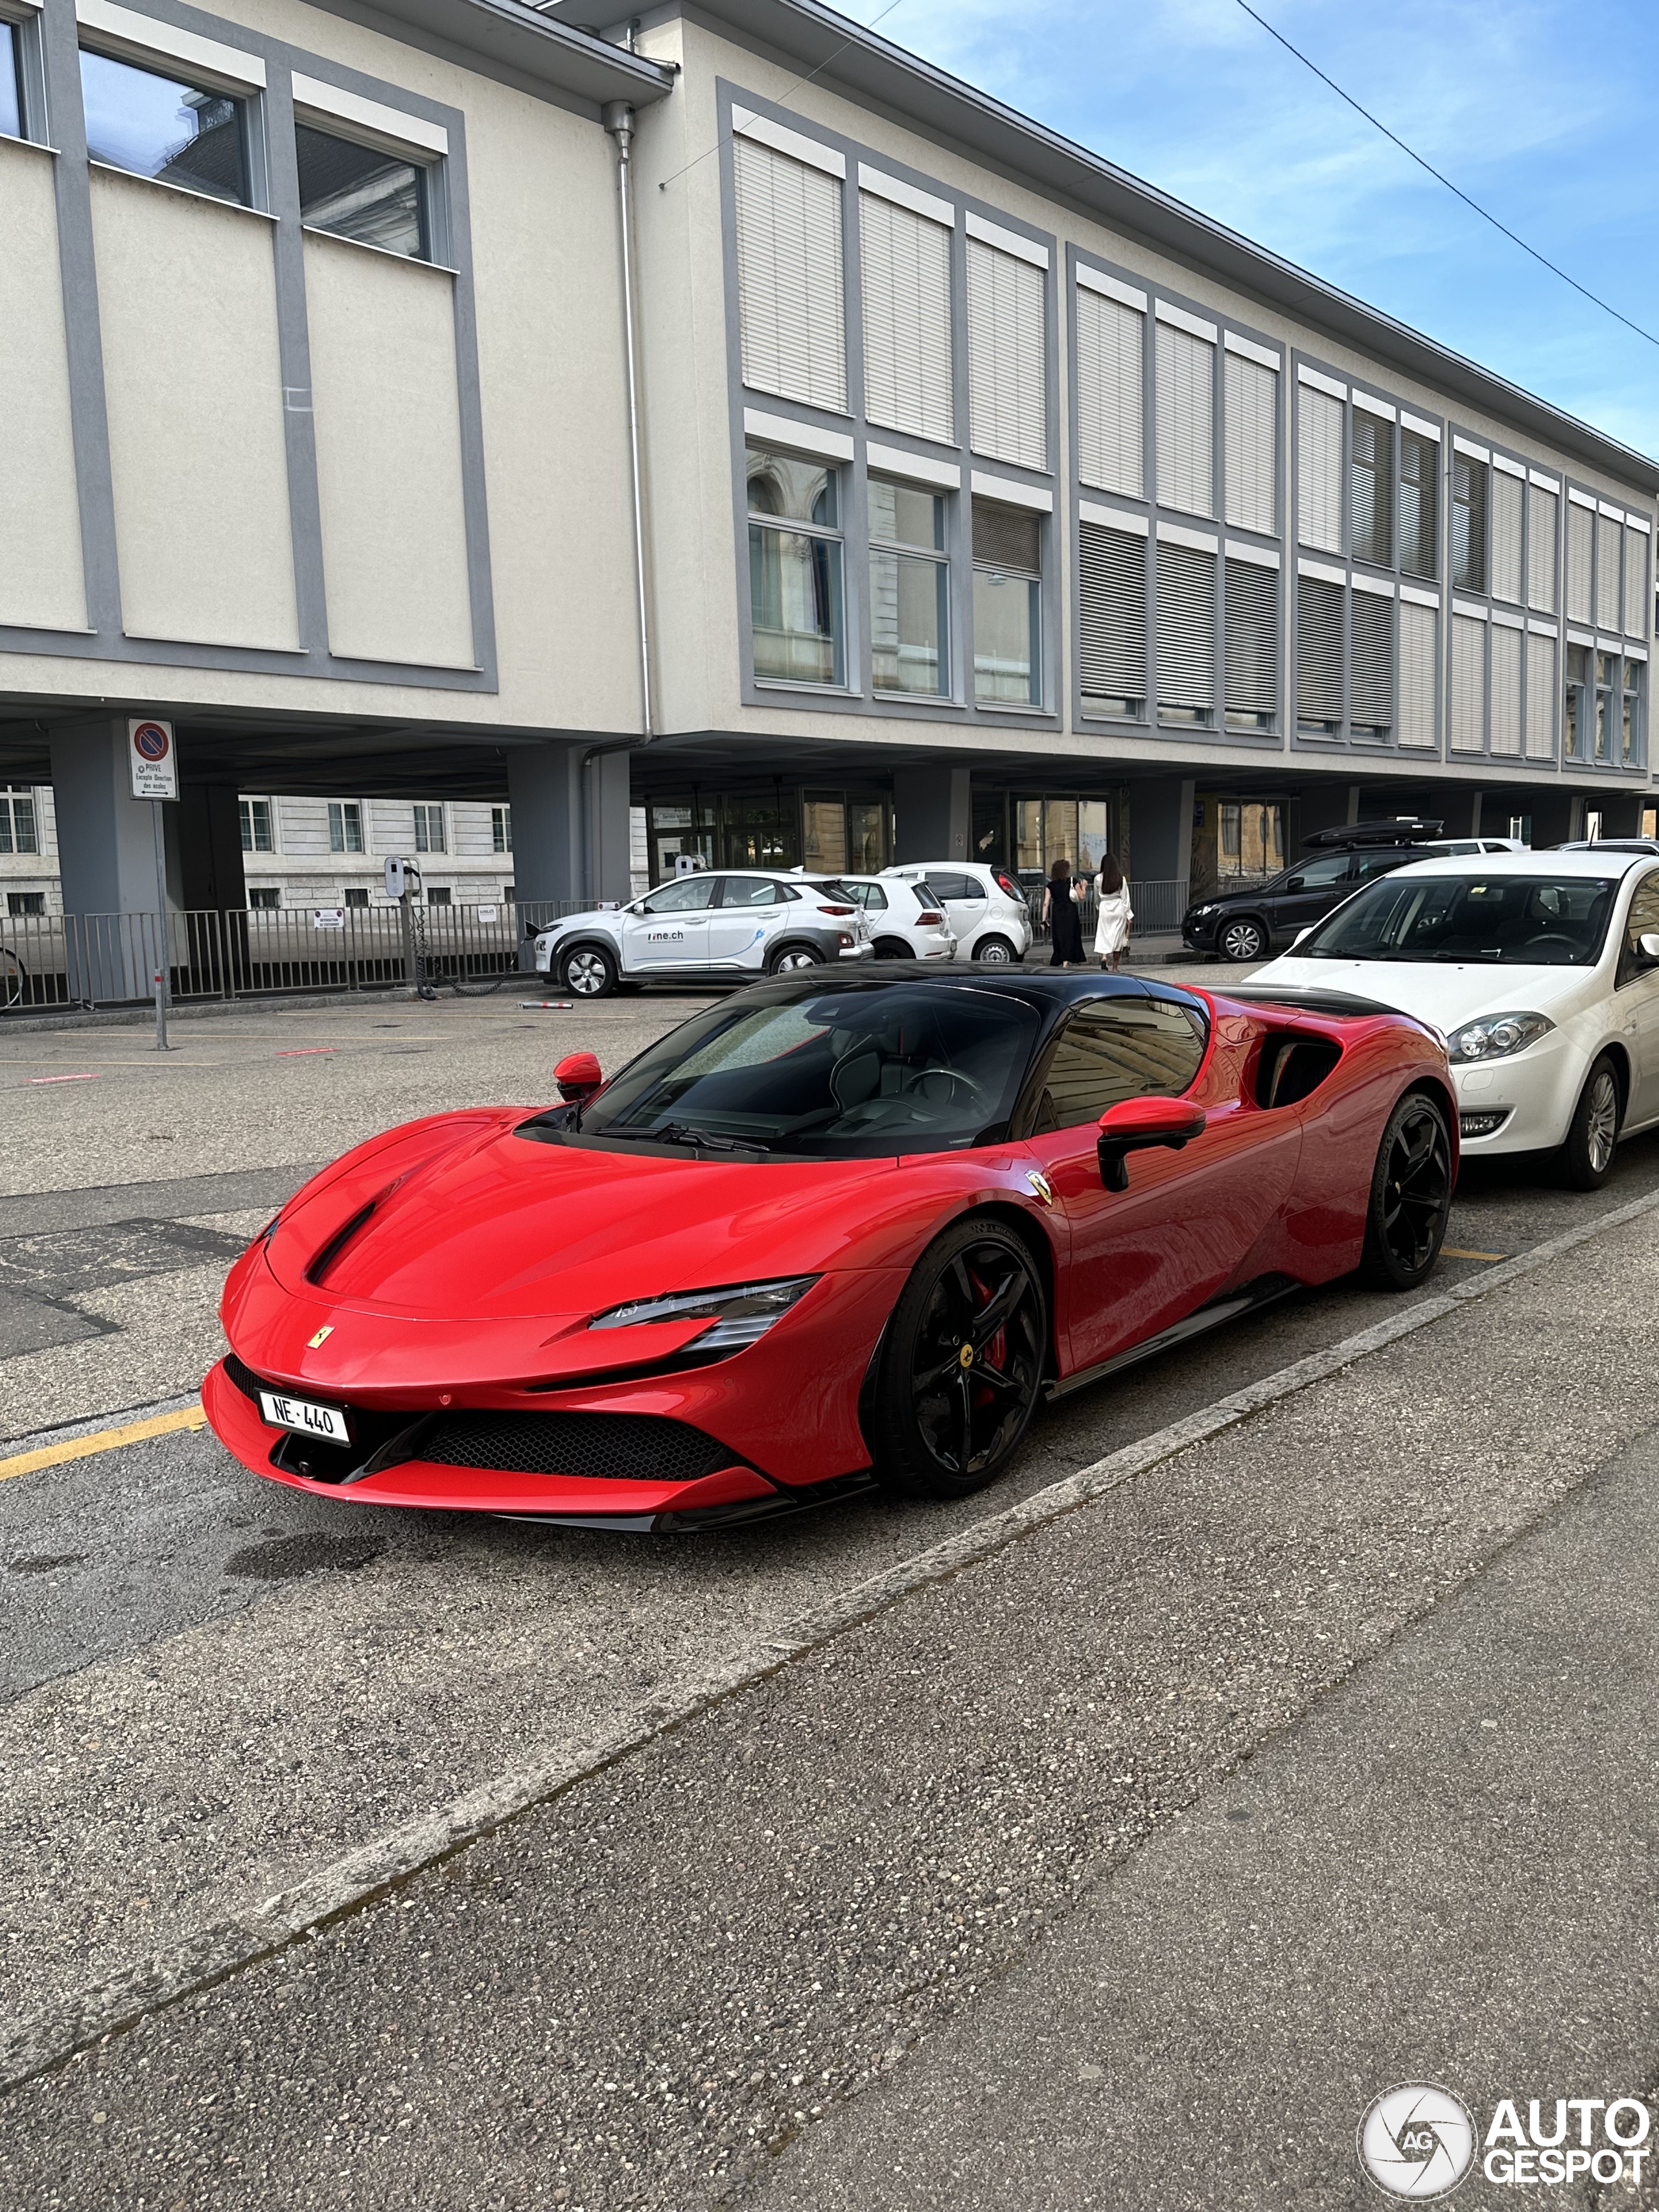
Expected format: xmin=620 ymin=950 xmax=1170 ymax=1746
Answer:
xmin=1524 ymin=791 xmax=1584 ymax=847
xmin=50 ymin=717 xmax=183 ymax=998
xmin=894 ymin=765 xmax=970 ymax=863
xmin=1594 ymin=793 xmax=1643 ymax=837
xmin=1126 ymin=776 xmax=1197 ymax=892
xmin=1291 ymin=779 xmax=1361 ymax=852
xmin=507 ymin=740 xmax=635 ymax=919
xmin=178 ymin=784 xmax=247 ymax=913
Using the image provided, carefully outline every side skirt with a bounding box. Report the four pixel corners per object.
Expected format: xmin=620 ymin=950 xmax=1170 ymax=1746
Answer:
xmin=1044 ymin=1274 xmax=1302 ymax=1403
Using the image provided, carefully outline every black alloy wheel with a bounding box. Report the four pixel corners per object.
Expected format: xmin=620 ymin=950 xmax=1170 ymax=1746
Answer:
xmin=870 ymin=1216 xmax=1047 ymax=1498
xmin=1358 ymin=1091 xmax=1453 ymax=1290
xmin=561 ymin=943 xmax=617 ymax=997
xmin=1560 ymin=1052 xmax=1622 ymax=1191
xmin=1219 ymin=916 xmax=1267 ymax=963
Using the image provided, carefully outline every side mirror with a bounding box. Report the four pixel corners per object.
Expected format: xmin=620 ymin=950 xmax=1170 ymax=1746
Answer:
xmin=1283 ymin=874 xmax=1305 ymax=892
xmin=1096 ymin=1096 xmax=1207 ymax=1192
xmin=1641 ymin=933 xmax=1659 ymax=964
xmin=554 ymin=1051 xmax=603 ymax=1104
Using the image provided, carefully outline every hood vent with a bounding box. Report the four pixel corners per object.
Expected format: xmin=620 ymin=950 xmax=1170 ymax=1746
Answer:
xmin=306 ymin=1198 xmax=381 ymax=1286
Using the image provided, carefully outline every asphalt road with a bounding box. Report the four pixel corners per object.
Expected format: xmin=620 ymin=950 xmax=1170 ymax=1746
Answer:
xmin=4 ymin=988 xmax=1659 ymax=2207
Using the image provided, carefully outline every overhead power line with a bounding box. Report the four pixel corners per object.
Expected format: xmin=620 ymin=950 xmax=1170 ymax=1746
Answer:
xmin=1233 ymin=0 xmax=1659 ymax=352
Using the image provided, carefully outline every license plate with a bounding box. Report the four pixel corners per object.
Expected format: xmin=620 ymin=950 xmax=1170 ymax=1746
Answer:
xmin=259 ymin=1390 xmax=351 ymax=1445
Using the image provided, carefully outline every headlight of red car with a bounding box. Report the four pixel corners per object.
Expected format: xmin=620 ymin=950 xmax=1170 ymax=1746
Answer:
xmin=588 ymin=1276 xmax=818 ymax=1351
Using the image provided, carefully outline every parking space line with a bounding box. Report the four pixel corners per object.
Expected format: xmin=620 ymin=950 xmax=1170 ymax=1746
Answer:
xmin=0 ymin=1404 xmax=207 ymax=1485
xmin=5 ymin=1179 xmax=1658 ymax=2096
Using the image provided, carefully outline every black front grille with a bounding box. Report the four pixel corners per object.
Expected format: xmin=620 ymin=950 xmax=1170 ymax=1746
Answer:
xmin=419 ymin=1410 xmax=736 ymax=1483
xmin=224 ymin=1352 xmax=270 ymax=1403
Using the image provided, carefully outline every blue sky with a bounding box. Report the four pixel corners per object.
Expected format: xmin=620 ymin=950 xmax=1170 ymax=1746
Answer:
xmin=854 ymin=0 xmax=1659 ymax=460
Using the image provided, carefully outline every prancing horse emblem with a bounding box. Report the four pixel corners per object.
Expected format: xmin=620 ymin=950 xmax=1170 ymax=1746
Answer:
xmin=307 ymin=1325 xmax=334 ymax=1348
xmin=1025 ymin=1169 xmax=1054 ymax=1209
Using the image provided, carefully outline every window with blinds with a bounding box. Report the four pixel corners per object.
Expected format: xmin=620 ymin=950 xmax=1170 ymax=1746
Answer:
xmin=1400 ymin=428 xmax=1438 ymax=579
xmin=1155 ymin=321 xmax=1214 ymax=518
xmin=1450 ymin=613 xmax=1486 ymax=751
xmin=1350 ymin=410 xmax=1392 ymax=567
xmin=1452 ymin=453 xmax=1489 ymax=592
xmin=1296 ymin=574 xmax=1343 ymax=733
xmin=1224 ymin=558 xmax=1275 ymax=729
xmin=1596 ymin=513 xmax=1622 ymax=629
xmin=1566 ymin=501 xmax=1593 ymax=622
xmin=734 ymin=135 xmax=847 ymax=413
xmin=1524 ymin=631 xmax=1557 ymax=758
xmin=1491 ymin=471 xmax=1524 ymax=602
xmin=1297 ymin=385 xmax=1343 ymax=552
xmin=966 ymin=237 xmax=1046 ymax=472
xmin=1224 ymin=353 xmax=1275 ymax=534
xmin=860 ymin=192 xmax=953 ymax=444
xmin=1350 ymin=590 xmax=1393 ymax=739
xmin=1527 ymin=484 xmax=1558 ymax=612
xmin=1076 ymin=288 xmax=1143 ymax=498
xmin=1155 ymin=539 xmax=1214 ymax=724
xmin=1078 ymin=520 xmax=1146 ymax=716
xmin=1489 ymin=623 xmax=1522 ymax=755
xmin=1397 ymin=600 xmax=1438 ymax=747
xmin=1625 ymin=526 xmax=1649 ymax=638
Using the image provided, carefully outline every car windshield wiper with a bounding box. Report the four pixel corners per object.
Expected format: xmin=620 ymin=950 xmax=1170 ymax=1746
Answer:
xmin=601 ymin=1121 xmax=750 ymax=1152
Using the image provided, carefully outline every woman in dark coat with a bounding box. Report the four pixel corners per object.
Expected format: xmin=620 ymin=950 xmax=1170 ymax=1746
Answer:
xmin=1043 ymin=855 xmax=1084 ymax=968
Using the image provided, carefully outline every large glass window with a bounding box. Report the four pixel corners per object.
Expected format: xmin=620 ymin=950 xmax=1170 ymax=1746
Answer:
xmin=491 ymin=804 xmax=512 ymax=854
xmin=0 ymin=787 xmax=39 ymax=856
xmin=296 ymin=124 xmax=429 ymax=260
xmin=868 ymin=478 xmax=948 ymax=696
xmin=329 ymin=800 xmax=365 ymax=854
xmin=1595 ymin=653 xmax=1618 ymax=763
xmin=1566 ymin=644 xmax=1589 ymax=761
xmin=747 ymin=447 xmax=845 ymax=688
xmin=973 ymin=501 xmax=1041 ymax=705
xmin=1 ymin=19 xmax=23 ymax=140
xmin=80 ymin=48 xmax=248 ymax=205
xmin=1351 ymin=410 xmax=1393 ymax=566
xmin=412 ymin=802 xmax=445 ymax=854
xmin=1399 ymin=427 xmax=1439 ymax=580
xmin=1452 ymin=452 xmax=1489 ymax=592
xmin=1623 ymin=658 xmax=1643 ymax=767
xmin=238 ymin=797 xmax=273 ymax=854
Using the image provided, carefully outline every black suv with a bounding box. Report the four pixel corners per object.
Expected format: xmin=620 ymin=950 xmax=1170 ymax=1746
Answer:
xmin=1182 ymin=819 xmax=1444 ymax=962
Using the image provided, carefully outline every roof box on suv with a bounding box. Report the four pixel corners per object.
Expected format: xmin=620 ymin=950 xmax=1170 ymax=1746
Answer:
xmin=1301 ymin=817 xmax=1444 ymax=850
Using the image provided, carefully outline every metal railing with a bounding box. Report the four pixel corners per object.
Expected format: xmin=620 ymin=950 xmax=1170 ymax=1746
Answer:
xmin=1025 ymin=876 xmax=1189 ymax=948
xmin=0 ymin=899 xmax=588 ymax=1016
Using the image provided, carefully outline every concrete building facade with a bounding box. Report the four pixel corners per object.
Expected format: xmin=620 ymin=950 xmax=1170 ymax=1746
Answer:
xmin=0 ymin=0 xmax=1654 ymax=954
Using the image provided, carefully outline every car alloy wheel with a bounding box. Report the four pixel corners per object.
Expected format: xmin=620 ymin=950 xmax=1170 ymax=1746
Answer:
xmin=871 ymin=1217 xmax=1046 ymax=1497
xmin=1220 ymin=918 xmax=1266 ymax=962
xmin=1358 ymin=1091 xmax=1452 ymax=1289
xmin=975 ymin=935 xmax=1015 ymax=965
xmin=768 ymin=946 xmax=822 ymax=973
xmin=1561 ymin=1053 xmax=1621 ymax=1190
xmin=563 ymin=946 xmax=616 ymax=997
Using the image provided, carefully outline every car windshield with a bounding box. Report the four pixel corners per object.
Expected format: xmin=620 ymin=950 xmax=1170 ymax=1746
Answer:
xmin=570 ymin=984 xmax=1041 ymax=1157
xmin=1299 ymin=874 xmax=1621 ymax=966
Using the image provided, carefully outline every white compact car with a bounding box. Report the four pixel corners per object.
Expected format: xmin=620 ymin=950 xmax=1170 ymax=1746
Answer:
xmin=1251 ymin=849 xmax=1659 ymax=1187
xmin=533 ymin=869 xmax=872 ymax=996
xmin=879 ymin=863 xmax=1032 ymax=964
xmin=828 ymin=876 xmax=957 ymax=960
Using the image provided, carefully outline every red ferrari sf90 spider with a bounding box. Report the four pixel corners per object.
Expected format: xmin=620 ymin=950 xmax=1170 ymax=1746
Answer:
xmin=204 ymin=971 xmax=1454 ymax=1529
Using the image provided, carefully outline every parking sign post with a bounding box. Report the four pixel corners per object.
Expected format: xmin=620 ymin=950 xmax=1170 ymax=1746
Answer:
xmin=129 ymin=720 xmax=178 ymax=1052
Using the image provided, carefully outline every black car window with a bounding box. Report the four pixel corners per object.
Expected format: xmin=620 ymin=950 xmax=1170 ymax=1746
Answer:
xmin=925 ymin=872 xmax=976 ymax=902
xmin=1281 ymin=852 xmax=1352 ymax=891
xmin=1025 ymin=997 xmax=1208 ymax=1134
xmin=642 ymin=876 xmax=715 ymax=914
xmin=1617 ymin=870 xmax=1659 ymax=986
xmin=1351 ymin=850 xmax=1415 ymax=883
xmin=721 ymin=876 xmax=795 ymax=907
xmin=1301 ymin=874 xmax=1620 ymax=966
xmin=570 ymin=984 xmax=1041 ymax=1158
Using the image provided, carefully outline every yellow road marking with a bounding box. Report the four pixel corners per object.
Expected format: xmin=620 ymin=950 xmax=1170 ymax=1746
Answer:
xmin=0 ymin=1404 xmax=207 ymax=1484
xmin=1441 ymin=1247 xmax=1508 ymax=1262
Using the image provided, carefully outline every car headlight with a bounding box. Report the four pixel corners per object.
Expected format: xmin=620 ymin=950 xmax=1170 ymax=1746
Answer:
xmin=1194 ymin=905 xmax=1218 ymax=918
xmin=588 ymin=1275 xmax=818 ymax=1350
xmin=1447 ymin=1012 xmax=1554 ymax=1064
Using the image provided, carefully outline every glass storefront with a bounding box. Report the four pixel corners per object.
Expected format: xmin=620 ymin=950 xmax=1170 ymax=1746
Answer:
xmin=645 ymin=788 xmax=890 ymax=887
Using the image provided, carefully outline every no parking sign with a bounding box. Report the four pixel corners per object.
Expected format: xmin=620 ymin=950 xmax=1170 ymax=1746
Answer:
xmin=128 ymin=719 xmax=178 ymax=800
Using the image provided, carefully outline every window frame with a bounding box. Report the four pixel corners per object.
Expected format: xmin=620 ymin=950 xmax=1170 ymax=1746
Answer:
xmin=76 ymin=37 xmax=266 ymax=213
xmin=745 ymin=441 xmax=849 ymax=692
xmin=238 ymin=797 xmax=274 ymax=854
xmin=411 ymin=800 xmax=445 ymax=855
xmin=0 ymin=5 xmax=47 ymax=145
xmin=329 ymin=798 xmax=365 ymax=855
xmin=292 ymin=106 xmax=448 ymax=266
xmin=971 ymin=494 xmax=1043 ymax=709
xmin=866 ymin=472 xmax=952 ymax=700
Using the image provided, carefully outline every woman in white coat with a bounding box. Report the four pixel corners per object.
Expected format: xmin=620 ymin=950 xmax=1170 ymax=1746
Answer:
xmin=1093 ymin=852 xmax=1132 ymax=972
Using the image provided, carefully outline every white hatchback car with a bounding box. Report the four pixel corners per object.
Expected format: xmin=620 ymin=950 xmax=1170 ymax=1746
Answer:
xmin=1251 ymin=849 xmax=1659 ymax=1186
xmin=827 ymin=876 xmax=956 ymax=961
xmin=533 ymin=869 xmax=872 ymax=996
xmin=879 ymin=863 xmax=1032 ymax=964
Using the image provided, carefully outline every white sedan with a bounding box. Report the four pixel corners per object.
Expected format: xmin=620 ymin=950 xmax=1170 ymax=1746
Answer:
xmin=1250 ymin=849 xmax=1659 ymax=1188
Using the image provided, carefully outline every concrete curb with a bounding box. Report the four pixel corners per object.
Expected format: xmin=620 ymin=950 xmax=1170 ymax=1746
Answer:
xmin=5 ymin=1185 xmax=1657 ymax=2094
